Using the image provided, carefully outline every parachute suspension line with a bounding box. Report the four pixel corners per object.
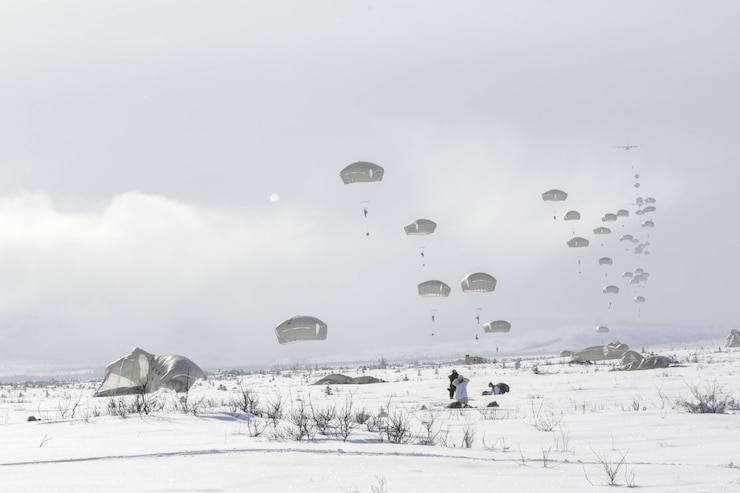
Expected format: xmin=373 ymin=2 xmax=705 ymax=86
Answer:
xmin=361 ymin=201 xmax=370 ymax=236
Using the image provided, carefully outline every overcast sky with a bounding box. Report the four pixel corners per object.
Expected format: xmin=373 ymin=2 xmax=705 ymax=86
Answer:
xmin=1 ymin=1 xmax=738 ymax=370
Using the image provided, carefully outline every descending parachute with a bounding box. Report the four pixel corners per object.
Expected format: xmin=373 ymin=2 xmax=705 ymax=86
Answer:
xmin=634 ymin=296 xmax=646 ymax=303
xmin=542 ymin=189 xmax=568 ymax=201
xmin=340 ymin=161 xmax=384 ymax=236
xmin=460 ymin=272 xmax=497 ymax=293
xmin=418 ymin=280 xmax=451 ymax=298
xmin=593 ymin=227 xmax=611 ymax=235
xmin=339 ymin=161 xmax=384 ymax=184
xmin=564 ymin=210 xmax=581 ymax=221
xmin=404 ymin=219 xmax=437 ymax=266
xmin=542 ymin=189 xmax=568 ymax=220
xmin=275 ymin=316 xmax=328 ymax=345
xmin=567 ymin=237 xmax=589 ymax=248
xmin=596 ymin=325 xmax=610 ymax=334
xmin=601 ymin=213 xmax=618 ymax=222
xmin=602 ymin=285 xmax=620 ymax=294
xmin=483 ymin=320 xmax=511 ymax=333
xmin=598 ymin=257 xmax=613 ymax=265
xmin=404 ymin=219 xmax=437 ymax=236
xmin=642 ymin=220 xmax=655 ymax=228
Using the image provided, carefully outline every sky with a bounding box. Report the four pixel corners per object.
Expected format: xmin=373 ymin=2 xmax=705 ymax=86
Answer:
xmin=1 ymin=1 xmax=739 ymax=369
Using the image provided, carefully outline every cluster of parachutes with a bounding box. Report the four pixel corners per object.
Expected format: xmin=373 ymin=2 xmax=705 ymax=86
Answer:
xmin=542 ymin=146 xmax=658 ymax=335
xmin=274 ymin=160 xmax=510 ymax=345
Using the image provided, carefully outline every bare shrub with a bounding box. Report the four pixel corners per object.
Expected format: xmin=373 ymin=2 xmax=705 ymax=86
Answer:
xmin=285 ymin=399 xmax=315 ymax=441
xmin=264 ymin=394 xmax=285 ymax=426
xmin=529 ymin=399 xmax=563 ymax=431
xmin=585 ymin=448 xmax=631 ymax=486
xmin=333 ymin=396 xmax=356 ymax=442
xmin=309 ymin=400 xmax=336 ymax=437
xmin=231 ymin=382 xmax=261 ymax=416
xmin=677 ymin=380 xmax=735 ymax=414
xmin=415 ymin=411 xmax=446 ymax=446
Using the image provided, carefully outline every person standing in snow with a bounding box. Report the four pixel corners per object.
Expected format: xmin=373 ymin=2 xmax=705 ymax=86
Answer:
xmin=447 ymin=369 xmax=459 ymax=398
xmin=452 ymin=374 xmax=470 ymax=407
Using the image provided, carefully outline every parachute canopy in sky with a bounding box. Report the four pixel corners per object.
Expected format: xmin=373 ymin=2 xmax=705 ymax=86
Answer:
xmin=567 ymin=237 xmax=589 ymax=248
xmin=602 ymin=285 xmax=620 ymax=294
xmin=483 ymin=320 xmax=511 ymax=333
xmin=596 ymin=325 xmax=609 ymax=334
xmin=460 ymin=272 xmax=497 ymax=293
xmin=593 ymin=227 xmax=611 ymax=235
xmin=404 ymin=219 xmax=437 ymax=236
xmin=275 ymin=316 xmax=328 ymax=345
xmin=601 ymin=213 xmax=618 ymax=222
xmin=542 ymin=189 xmax=568 ymax=201
xmin=599 ymin=257 xmax=613 ymax=265
xmin=564 ymin=210 xmax=581 ymax=221
xmin=339 ymin=161 xmax=384 ymax=184
xmin=418 ymin=280 xmax=451 ymax=298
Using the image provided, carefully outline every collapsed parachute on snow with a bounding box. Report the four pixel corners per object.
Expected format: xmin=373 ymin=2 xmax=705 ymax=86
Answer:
xmin=275 ymin=316 xmax=328 ymax=345
xmin=618 ymin=350 xmax=671 ymax=371
xmin=569 ymin=340 xmax=629 ymax=363
xmin=94 ymin=347 xmax=205 ymax=397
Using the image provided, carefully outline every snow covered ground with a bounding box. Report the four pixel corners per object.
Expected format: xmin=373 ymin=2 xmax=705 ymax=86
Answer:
xmin=1 ymin=342 xmax=739 ymax=492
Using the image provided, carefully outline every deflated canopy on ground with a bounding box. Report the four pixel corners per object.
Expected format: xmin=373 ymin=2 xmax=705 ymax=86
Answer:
xmin=275 ymin=316 xmax=328 ymax=345
xmin=339 ymin=161 xmax=384 ymax=184
xmin=313 ymin=374 xmax=385 ymax=385
xmin=618 ymin=350 xmax=671 ymax=371
xmin=94 ymin=347 xmax=205 ymax=397
xmin=726 ymin=329 xmax=740 ymax=348
xmin=570 ymin=340 xmax=629 ymax=362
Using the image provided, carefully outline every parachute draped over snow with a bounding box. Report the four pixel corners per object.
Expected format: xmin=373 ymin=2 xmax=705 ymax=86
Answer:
xmin=542 ymin=189 xmax=568 ymax=201
xmin=94 ymin=347 xmax=205 ymax=397
xmin=404 ymin=219 xmax=437 ymax=236
xmin=483 ymin=320 xmax=511 ymax=333
xmin=570 ymin=340 xmax=629 ymax=362
xmin=339 ymin=161 xmax=384 ymax=184
xmin=275 ymin=316 xmax=328 ymax=345
xmin=619 ymin=350 xmax=671 ymax=371
xmin=460 ymin=272 xmax=497 ymax=293
xmin=726 ymin=329 xmax=740 ymax=348
xmin=418 ymin=280 xmax=451 ymax=297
